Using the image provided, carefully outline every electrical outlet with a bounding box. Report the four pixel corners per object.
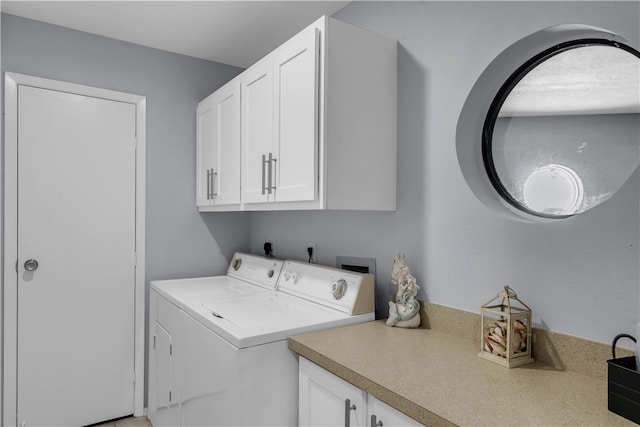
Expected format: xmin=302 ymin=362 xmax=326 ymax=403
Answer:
xmin=305 ymin=243 xmax=316 ymax=263
xmin=263 ymin=239 xmax=275 ymax=257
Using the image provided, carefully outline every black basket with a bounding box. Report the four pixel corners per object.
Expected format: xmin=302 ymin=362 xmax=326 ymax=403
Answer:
xmin=607 ymin=334 xmax=640 ymax=424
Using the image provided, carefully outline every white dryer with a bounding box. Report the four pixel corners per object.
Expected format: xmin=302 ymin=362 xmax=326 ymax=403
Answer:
xmin=148 ymin=252 xmax=375 ymax=427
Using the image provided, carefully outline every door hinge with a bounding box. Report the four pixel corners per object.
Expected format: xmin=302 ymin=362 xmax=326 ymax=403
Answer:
xmin=133 ymin=252 xmax=137 ymax=267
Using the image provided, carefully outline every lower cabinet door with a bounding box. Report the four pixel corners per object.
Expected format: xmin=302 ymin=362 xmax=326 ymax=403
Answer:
xmin=148 ymin=292 xmax=181 ymax=427
xmin=299 ymin=357 xmax=367 ymax=427
xmin=368 ymin=395 xmax=423 ymax=427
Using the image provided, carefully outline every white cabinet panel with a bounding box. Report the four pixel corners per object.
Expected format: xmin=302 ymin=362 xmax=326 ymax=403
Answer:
xmin=241 ymin=58 xmax=275 ymax=204
xmin=273 ymin=26 xmax=319 ymax=203
xmin=300 ymin=357 xmax=424 ymax=427
xmin=197 ymin=78 xmax=240 ymax=209
xmin=368 ymin=395 xmax=423 ymax=427
xmin=148 ymin=291 xmax=182 ymax=427
xmin=197 ymin=97 xmax=215 ymax=207
xmin=300 ymin=357 xmax=367 ymax=427
xmin=154 ymin=323 xmax=173 ymax=409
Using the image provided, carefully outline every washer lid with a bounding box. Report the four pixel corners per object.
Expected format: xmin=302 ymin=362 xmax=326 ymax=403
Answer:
xmin=150 ymin=275 xmax=269 ymax=309
xmin=186 ymin=292 xmax=373 ymax=348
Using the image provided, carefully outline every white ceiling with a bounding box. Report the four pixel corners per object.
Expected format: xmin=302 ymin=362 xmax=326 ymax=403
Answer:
xmin=1 ymin=1 xmax=351 ymax=68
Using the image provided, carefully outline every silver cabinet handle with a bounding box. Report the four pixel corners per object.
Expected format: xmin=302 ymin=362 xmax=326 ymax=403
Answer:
xmin=262 ymin=154 xmax=267 ymax=195
xmin=24 ymin=259 xmax=39 ymax=272
xmin=268 ymin=152 xmax=276 ymax=194
xmin=206 ymin=169 xmax=212 ymax=199
xmin=211 ymin=170 xmax=218 ymax=197
xmin=371 ymin=415 xmax=383 ymax=427
xmin=345 ymin=399 xmax=356 ymax=427
xmin=267 ymin=152 xmax=273 ymax=194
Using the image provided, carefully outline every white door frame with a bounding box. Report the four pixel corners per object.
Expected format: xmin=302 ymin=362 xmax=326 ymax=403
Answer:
xmin=2 ymin=72 xmax=146 ymax=425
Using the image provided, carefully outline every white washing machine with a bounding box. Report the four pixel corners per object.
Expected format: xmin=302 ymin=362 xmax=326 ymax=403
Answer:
xmin=148 ymin=252 xmax=375 ymax=427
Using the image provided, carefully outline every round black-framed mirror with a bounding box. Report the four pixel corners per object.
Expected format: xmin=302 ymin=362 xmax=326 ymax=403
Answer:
xmin=482 ymin=39 xmax=640 ymax=220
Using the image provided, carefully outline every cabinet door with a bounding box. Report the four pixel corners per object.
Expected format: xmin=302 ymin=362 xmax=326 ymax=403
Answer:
xmin=149 ymin=292 xmax=182 ymax=427
xmin=299 ymin=357 xmax=367 ymax=427
xmin=273 ymin=26 xmax=319 ymax=203
xmin=154 ymin=323 xmax=173 ymax=409
xmin=368 ymin=395 xmax=423 ymax=427
xmin=212 ymin=79 xmax=241 ymax=206
xmin=196 ymin=95 xmax=215 ymax=206
xmin=149 ymin=322 xmax=180 ymax=427
xmin=241 ymin=58 xmax=274 ymax=204
xmin=197 ymin=79 xmax=241 ymax=207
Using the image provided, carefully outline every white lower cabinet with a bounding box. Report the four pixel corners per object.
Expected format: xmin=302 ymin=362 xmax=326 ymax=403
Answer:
xmin=299 ymin=357 xmax=367 ymax=426
xmin=368 ymin=395 xmax=423 ymax=427
xmin=299 ymin=357 xmax=423 ymax=427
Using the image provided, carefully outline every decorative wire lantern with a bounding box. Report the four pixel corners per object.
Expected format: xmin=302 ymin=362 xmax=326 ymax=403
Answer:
xmin=479 ymin=286 xmax=534 ymax=368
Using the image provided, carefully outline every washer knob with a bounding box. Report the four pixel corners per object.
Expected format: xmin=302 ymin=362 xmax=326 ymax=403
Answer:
xmin=232 ymin=258 xmax=242 ymax=271
xmin=332 ymin=279 xmax=348 ymax=300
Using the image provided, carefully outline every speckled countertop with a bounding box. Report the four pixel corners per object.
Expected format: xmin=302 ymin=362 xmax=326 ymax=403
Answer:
xmin=288 ymin=320 xmax=635 ymax=427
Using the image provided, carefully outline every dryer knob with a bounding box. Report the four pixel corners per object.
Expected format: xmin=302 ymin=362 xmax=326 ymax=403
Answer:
xmin=232 ymin=258 xmax=242 ymax=271
xmin=268 ymin=269 xmax=274 ymax=278
xmin=332 ymin=279 xmax=348 ymax=300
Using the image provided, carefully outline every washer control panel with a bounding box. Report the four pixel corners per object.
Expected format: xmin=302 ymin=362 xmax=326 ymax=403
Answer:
xmin=277 ymin=260 xmax=374 ymax=315
xmin=227 ymin=252 xmax=284 ymax=290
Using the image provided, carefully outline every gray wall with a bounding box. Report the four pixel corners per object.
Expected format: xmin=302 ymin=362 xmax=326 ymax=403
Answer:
xmin=1 ymin=13 xmax=250 ymax=281
xmin=250 ymin=1 xmax=640 ymax=345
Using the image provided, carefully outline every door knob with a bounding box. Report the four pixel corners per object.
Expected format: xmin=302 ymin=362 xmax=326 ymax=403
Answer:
xmin=24 ymin=259 xmax=39 ymax=272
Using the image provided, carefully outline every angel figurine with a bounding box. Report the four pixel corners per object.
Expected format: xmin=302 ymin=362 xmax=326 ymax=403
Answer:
xmin=386 ymin=253 xmax=421 ymax=328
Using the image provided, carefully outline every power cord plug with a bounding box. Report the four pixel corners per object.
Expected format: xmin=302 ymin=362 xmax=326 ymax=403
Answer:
xmin=264 ymin=242 xmax=273 ymax=258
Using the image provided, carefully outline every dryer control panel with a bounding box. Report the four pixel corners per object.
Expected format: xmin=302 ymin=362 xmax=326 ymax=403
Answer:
xmin=277 ymin=260 xmax=375 ymax=315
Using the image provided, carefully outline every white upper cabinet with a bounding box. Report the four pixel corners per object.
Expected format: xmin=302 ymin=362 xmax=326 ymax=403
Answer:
xmin=271 ymin=25 xmax=319 ymax=204
xmin=241 ymin=25 xmax=319 ymax=207
xmin=197 ymin=78 xmax=241 ymax=210
xmin=198 ymin=15 xmax=397 ymax=211
xmin=240 ymin=58 xmax=274 ymax=205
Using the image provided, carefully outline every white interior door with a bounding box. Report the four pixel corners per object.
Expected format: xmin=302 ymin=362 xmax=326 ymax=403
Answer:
xmin=15 ymin=84 xmax=137 ymax=426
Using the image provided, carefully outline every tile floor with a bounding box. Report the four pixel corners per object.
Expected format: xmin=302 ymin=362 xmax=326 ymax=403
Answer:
xmin=92 ymin=416 xmax=152 ymax=427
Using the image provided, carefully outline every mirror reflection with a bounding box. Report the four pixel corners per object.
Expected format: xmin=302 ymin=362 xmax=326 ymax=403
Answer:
xmin=487 ymin=43 xmax=640 ymax=219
